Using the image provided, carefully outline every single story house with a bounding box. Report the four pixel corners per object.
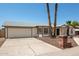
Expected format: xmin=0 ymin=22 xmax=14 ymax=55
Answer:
xmin=3 ymin=24 xmax=61 ymax=38
xmin=2 ymin=24 xmax=79 ymax=39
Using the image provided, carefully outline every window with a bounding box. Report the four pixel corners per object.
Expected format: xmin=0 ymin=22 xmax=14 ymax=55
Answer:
xmin=44 ymin=28 xmax=48 ymax=34
xmin=37 ymin=28 xmax=43 ymax=34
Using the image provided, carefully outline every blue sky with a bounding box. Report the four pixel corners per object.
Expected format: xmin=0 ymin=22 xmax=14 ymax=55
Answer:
xmin=0 ymin=3 xmax=79 ymax=27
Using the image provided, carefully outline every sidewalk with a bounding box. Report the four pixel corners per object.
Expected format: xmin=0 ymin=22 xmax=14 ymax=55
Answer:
xmin=39 ymin=46 xmax=79 ymax=56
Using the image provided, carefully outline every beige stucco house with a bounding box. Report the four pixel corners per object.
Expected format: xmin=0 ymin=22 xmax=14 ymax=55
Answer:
xmin=3 ymin=25 xmax=50 ymax=38
xmin=2 ymin=24 xmax=79 ymax=39
xmin=3 ymin=24 xmax=61 ymax=38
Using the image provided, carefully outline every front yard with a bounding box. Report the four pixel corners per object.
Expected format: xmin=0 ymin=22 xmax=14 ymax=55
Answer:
xmin=0 ymin=38 xmax=5 ymax=47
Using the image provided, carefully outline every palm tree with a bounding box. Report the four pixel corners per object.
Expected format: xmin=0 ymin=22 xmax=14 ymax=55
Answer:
xmin=71 ymin=21 xmax=79 ymax=27
xmin=53 ymin=3 xmax=58 ymax=37
xmin=66 ymin=21 xmax=72 ymax=26
xmin=46 ymin=3 xmax=52 ymax=37
xmin=66 ymin=20 xmax=79 ymax=27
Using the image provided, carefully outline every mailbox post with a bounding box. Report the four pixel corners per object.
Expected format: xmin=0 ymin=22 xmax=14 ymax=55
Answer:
xmin=58 ymin=25 xmax=72 ymax=48
xmin=58 ymin=35 xmax=68 ymax=48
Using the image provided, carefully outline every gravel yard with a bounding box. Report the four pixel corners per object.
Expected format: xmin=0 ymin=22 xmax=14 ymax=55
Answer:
xmin=0 ymin=38 xmax=5 ymax=47
xmin=38 ymin=37 xmax=78 ymax=49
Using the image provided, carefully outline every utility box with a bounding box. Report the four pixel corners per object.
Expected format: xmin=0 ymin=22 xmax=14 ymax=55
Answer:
xmin=39 ymin=34 xmax=42 ymax=37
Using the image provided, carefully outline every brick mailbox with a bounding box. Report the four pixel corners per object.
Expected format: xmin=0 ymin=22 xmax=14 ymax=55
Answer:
xmin=58 ymin=25 xmax=72 ymax=48
xmin=58 ymin=36 xmax=68 ymax=48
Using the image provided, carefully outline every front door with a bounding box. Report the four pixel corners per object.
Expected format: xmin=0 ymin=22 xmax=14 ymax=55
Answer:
xmin=57 ymin=28 xmax=60 ymax=35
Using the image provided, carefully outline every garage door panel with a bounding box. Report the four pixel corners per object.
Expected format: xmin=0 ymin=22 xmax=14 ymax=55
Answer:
xmin=25 ymin=29 xmax=31 ymax=37
xmin=32 ymin=28 xmax=38 ymax=37
xmin=7 ymin=28 xmax=32 ymax=38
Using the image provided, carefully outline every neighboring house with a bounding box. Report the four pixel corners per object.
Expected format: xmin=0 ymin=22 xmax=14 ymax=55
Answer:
xmin=74 ymin=26 xmax=79 ymax=36
xmin=59 ymin=25 xmax=75 ymax=36
xmin=60 ymin=25 xmax=79 ymax=36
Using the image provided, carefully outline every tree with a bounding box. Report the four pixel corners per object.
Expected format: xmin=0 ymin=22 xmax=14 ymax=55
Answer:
xmin=66 ymin=21 xmax=72 ymax=26
xmin=71 ymin=21 xmax=79 ymax=27
xmin=53 ymin=3 xmax=58 ymax=37
xmin=66 ymin=20 xmax=79 ymax=27
xmin=46 ymin=3 xmax=52 ymax=37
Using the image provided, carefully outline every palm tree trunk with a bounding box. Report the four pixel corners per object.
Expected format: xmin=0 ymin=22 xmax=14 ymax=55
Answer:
xmin=46 ymin=3 xmax=52 ymax=37
xmin=53 ymin=3 xmax=58 ymax=37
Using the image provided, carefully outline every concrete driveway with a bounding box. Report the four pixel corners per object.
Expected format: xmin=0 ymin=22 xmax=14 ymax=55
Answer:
xmin=0 ymin=38 xmax=61 ymax=56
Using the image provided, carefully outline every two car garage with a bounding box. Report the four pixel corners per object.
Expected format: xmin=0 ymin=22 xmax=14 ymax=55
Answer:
xmin=4 ymin=26 xmax=38 ymax=38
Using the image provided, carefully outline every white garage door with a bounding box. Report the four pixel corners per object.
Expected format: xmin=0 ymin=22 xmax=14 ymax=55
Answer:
xmin=6 ymin=28 xmax=32 ymax=38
